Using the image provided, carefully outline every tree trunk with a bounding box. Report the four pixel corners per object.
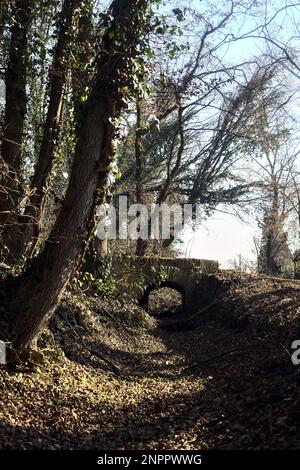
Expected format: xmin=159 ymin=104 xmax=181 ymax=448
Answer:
xmin=134 ymin=101 xmax=148 ymax=256
xmin=0 ymin=1 xmax=9 ymax=68
xmin=7 ymin=0 xmax=149 ymax=353
xmin=0 ymin=0 xmax=32 ymax=230
xmin=72 ymin=0 xmax=93 ymax=124
xmin=10 ymin=0 xmax=78 ymax=260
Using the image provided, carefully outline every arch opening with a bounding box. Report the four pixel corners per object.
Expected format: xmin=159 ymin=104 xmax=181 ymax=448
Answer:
xmin=139 ymin=281 xmax=185 ymax=316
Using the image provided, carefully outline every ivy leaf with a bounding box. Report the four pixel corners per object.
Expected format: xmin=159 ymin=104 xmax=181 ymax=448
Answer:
xmin=172 ymin=8 xmax=185 ymax=22
xmin=145 ymin=47 xmax=155 ymax=59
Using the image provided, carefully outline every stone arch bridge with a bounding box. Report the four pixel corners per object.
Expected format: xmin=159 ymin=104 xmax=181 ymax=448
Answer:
xmin=111 ymin=256 xmax=219 ymax=309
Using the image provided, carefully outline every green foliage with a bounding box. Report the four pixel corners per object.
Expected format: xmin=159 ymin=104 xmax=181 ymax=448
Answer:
xmin=80 ymin=271 xmax=114 ymax=296
xmin=79 ymin=256 xmax=116 ymax=297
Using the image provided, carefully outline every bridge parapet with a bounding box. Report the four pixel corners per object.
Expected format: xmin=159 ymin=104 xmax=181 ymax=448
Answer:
xmin=111 ymin=255 xmax=219 ymax=307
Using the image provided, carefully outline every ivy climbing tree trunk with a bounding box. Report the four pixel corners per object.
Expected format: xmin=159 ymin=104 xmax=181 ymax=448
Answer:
xmin=7 ymin=0 xmax=150 ymax=354
xmin=9 ymin=0 xmax=78 ymax=260
xmin=0 ymin=0 xmax=32 ymax=232
xmin=72 ymin=0 xmax=93 ymax=123
xmin=135 ymin=101 xmax=148 ymax=256
xmin=0 ymin=1 xmax=9 ymax=69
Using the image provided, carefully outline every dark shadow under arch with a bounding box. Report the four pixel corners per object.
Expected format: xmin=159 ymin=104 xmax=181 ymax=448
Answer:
xmin=139 ymin=280 xmax=186 ymax=310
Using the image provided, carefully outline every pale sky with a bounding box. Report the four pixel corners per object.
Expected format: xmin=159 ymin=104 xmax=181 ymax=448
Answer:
xmin=180 ymin=215 xmax=259 ymax=268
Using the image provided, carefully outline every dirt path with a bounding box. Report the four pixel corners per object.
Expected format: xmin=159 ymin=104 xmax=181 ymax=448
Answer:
xmin=1 ymin=275 xmax=300 ymax=449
